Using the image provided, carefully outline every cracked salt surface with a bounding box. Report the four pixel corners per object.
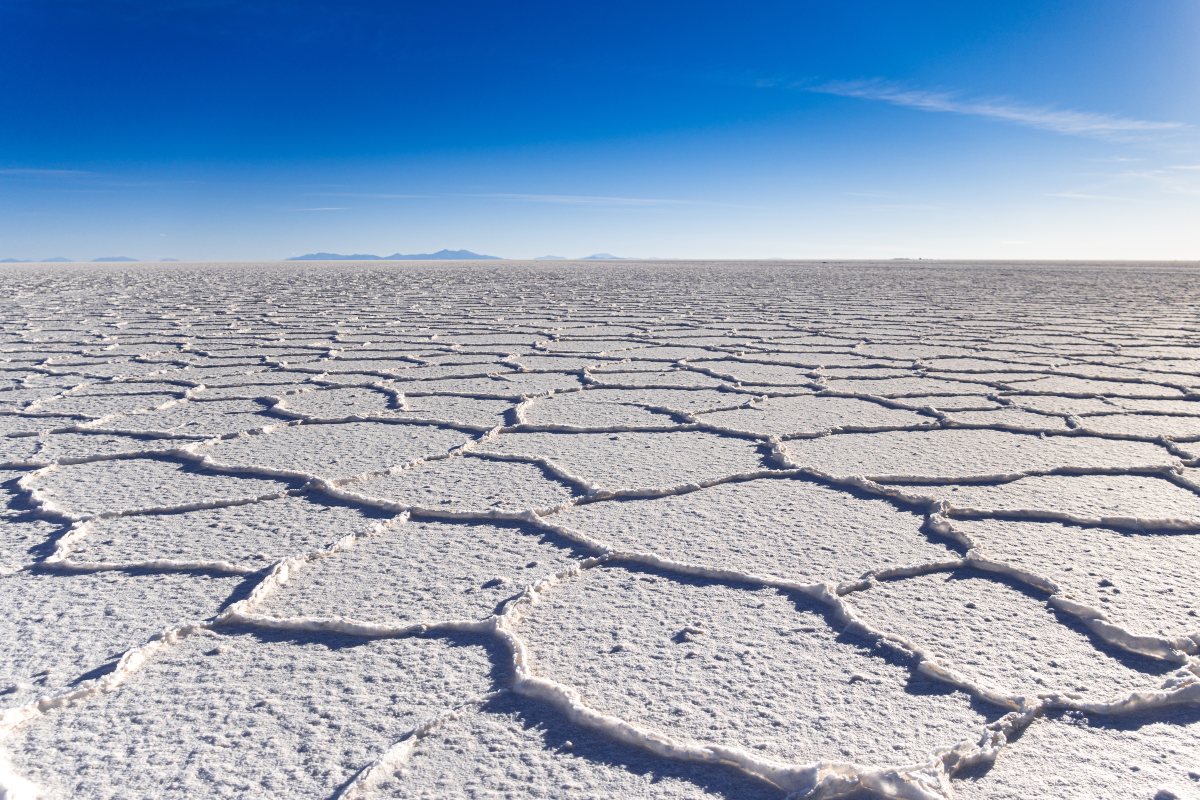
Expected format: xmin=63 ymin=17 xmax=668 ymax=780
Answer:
xmin=197 ymin=420 xmax=472 ymax=480
xmin=949 ymin=518 xmax=1200 ymax=646
xmin=517 ymin=565 xmax=998 ymax=768
xmin=479 ymin=430 xmax=767 ymax=492
xmin=885 ymin=474 xmax=1200 ymax=531
xmin=782 ymin=428 xmax=1177 ymax=482
xmin=260 ymin=518 xmax=585 ymax=626
xmin=548 ymin=478 xmax=951 ymax=585
xmin=3 ymin=260 xmax=1200 ymax=799
xmin=340 ymin=455 xmax=579 ymax=514
xmin=843 ymin=572 xmax=1180 ymax=703
xmin=0 ymin=570 xmax=245 ymax=706
xmin=7 ymin=629 xmax=494 ymax=798
xmin=953 ymin=708 xmax=1200 ymax=800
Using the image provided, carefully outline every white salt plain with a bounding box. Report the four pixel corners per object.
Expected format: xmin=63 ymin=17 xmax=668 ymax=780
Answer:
xmin=1 ymin=260 xmax=1199 ymax=799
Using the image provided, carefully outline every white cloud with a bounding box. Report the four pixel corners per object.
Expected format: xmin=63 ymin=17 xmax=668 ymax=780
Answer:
xmin=810 ymin=80 xmax=1185 ymax=140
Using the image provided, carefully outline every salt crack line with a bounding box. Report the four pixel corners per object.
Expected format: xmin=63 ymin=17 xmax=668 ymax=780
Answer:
xmin=333 ymin=690 xmax=505 ymax=800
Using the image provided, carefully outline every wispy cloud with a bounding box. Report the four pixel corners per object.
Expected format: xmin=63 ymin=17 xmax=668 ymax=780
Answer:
xmin=1046 ymin=191 xmax=1135 ymax=202
xmin=809 ymin=80 xmax=1186 ymax=141
xmin=466 ymin=192 xmax=687 ymax=206
xmin=308 ymin=190 xmax=695 ymax=207
xmin=309 ymin=191 xmax=429 ymax=199
xmin=1106 ymin=168 xmax=1200 ymax=197
xmin=0 ymin=168 xmax=101 ymax=178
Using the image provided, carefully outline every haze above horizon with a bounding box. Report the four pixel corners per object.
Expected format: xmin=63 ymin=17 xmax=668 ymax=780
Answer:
xmin=2 ymin=0 xmax=1197 ymax=261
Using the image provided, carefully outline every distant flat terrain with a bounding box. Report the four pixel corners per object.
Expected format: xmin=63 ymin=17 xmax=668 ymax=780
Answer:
xmin=2 ymin=260 xmax=1199 ymax=799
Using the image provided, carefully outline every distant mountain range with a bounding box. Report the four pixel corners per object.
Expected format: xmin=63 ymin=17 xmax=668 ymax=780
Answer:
xmin=1 ymin=257 xmax=73 ymax=263
xmin=287 ymin=249 xmax=502 ymax=261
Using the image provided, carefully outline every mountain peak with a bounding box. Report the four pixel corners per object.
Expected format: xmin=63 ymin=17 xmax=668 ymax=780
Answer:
xmin=287 ymin=249 xmax=502 ymax=261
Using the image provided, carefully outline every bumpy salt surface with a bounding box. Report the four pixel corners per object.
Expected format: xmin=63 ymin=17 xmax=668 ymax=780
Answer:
xmin=260 ymin=519 xmax=584 ymax=625
xmin=23 ymin=457 xmax=287 ymax=517
xmin=843 ymin=572 xmax=1178 ymax=703
xmin=7 ymin=629 xmax=493 ymax=798
xmin=516 ymin=564 xmax=997 ymax=767
xmin=66 ymin=496 xmax=389 ymax=571
xmin=0 ymin=570 xmax=244 ymax=705
xmin=950 ymin=518 xmax=1200 ymax=644
xmin=1079 ymin=413 xmax=1200 ymax=440
xmin=3 ymin=260 xmax=1200 ymax=799
xmin=479 ymin=430 xmax=766 ymax=491
xmin=90 ymin=398 xmax=280 ymax=436
xmin=782 ymin=428 xmax=1176 ymax=481
xmin=341 ymin=455 xmax=578 ymax=513
xmin=548 ymin=478 xmax=951 ymax=584
xmin=887 ymin=473 xmax=1200 ymax=530
xmin=375 ymin=699 xmax=781 ymax=799
xmin=521 ymin=392 xmax=678 ymax=428
xmin=954 ymin=709 xmax=1200 ymax=800
xmin=26 ymin=431 xmax=189 ymax=463
xmin=696 ymin=394 xmax=930 ymax=437
xmin=943 ymin=408 xmax=1072 ymax=431
xmin=276 ymin=386 xmax=398 ymax=418
xmin=197 ymin=421 xmax=472 ymax=480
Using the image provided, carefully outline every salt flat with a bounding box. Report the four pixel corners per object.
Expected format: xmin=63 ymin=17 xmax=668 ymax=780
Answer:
xmin=1 ymin=260 xmax=1199 ymax=799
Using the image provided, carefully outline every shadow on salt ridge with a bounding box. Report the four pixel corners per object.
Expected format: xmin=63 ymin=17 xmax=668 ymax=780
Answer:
xmin=0 ymin=470 xmax=65 ymax=567
xmin=375 ymin=691 xmax=785 ymax=799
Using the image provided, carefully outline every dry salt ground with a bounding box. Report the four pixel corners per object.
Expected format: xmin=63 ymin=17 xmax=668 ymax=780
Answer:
xmin=1 ymin=260 xmax=1200 ymax=800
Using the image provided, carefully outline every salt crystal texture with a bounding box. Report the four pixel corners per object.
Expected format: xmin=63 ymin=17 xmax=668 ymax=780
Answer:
xmin=1 ymin=260 xmax=1198 ymax=798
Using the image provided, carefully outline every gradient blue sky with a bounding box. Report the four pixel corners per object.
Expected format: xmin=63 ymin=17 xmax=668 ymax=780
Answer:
xmin=2 ymin=0 xmax=1198 ymax=260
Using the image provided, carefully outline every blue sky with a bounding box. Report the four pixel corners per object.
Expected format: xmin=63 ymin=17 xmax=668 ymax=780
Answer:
xmin=2 ymin=0 xmax=1198 ymax=260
